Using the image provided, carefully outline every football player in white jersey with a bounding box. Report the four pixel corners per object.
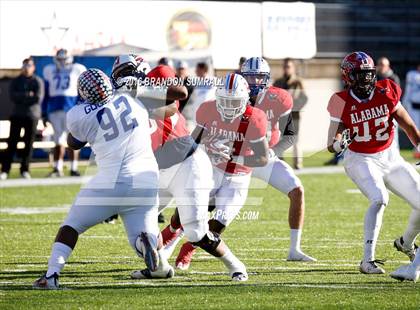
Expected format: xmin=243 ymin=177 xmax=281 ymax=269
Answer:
xmin=42 ymin=49 xmax=86 ymax=177
xmin=33 ymin=69 xmax=173 ymax=289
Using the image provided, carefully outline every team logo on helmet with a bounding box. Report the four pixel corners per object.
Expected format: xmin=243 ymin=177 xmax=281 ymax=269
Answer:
xmin=77 ymin=69 xmax=113 ymax=105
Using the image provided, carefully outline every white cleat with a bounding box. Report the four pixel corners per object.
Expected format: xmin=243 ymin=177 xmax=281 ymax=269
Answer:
xmin=175 ymin=262 xmax=190 ymax=271
xmin=390 ymin=265 xmax=419 ymax=283
xmin=228 ymin=261 xmax=248 ymax=282
xmin=131 ymin=265 xmax=174 ymax=279
xmin=359 ymin=260 xmax=386 ymax=274
xmin=287 ymin=250 xmax=317 ymax=262
xmin=394 ymin=237 xmax=417 ymax=262
xmin=135 ymin=232 xmax=159 ymax=272
xmin=33 ymin=273 xmax=59 ymax=289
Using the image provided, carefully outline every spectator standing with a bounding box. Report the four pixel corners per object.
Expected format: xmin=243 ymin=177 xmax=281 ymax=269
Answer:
xmin=403 ymin=63 xmax=420 ymax=158
xmin=42 ymin=49 xmax=86 ymax=177
xmin=376 ymin=57 xmax=400 ymax=85
xmin=183 ymin=62 xmax=216 ymax=130
xmin=273 ymin=58 xmax=308 ymax=169
xmin=1 ymin=58 xmax=44 ymax=180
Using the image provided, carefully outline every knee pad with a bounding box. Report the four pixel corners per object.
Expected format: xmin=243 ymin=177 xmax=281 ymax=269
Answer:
xmin=370 ymin=189 xmax=389 ymax=207
xmin=182 ymin=219 xmax=208 ymax=243
xmin=191 ymin=231 xmax=221 ymax=253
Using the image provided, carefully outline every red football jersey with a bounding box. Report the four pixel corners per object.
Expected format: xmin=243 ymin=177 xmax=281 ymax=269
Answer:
xmin=255 ymin=86 xmax=293 ymax=147
xmin=196 ymin=100 xmax=267 ymax=175
xmin=149 ymin=102 xmax=190 ymax=151
xmin=327 ymin=79 xmax=402 ymax=154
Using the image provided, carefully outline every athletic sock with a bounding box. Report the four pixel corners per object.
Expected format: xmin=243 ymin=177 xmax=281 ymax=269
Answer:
xmin=218 ymin=248 xmax=244 ymax=274
xmin=402 ymin=209 xmax=420 ymax=249
xmin=290 ymin=229 xmax=302 ymax=252
xmin=46 ymin=242 xmax=73 ymax=277
xmin=71 ymin=160 xmax=78 ymax=172
xmin=363 ymin=203 xmax=386 ymax=262
xmin=412 ymin=250 xmax=420 ymax=271
xmin=55 ymin=159 xmax=64 ymax=171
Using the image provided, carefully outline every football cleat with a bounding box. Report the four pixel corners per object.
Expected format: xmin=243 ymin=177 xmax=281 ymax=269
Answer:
xmin=21 ymin=171 xmax=31 ymax=179
xmin=47 ymin=168 xmax=64 ymax=178
xmin=390 ymin=264 xmax=419 ymax=283
xmin=287 ymin=250 xmax=317 ymax=262
xmin=135 ymin=232 xmax=159 ymax=272
xmin=70 ymin=170 xmax=81 ymax=177
xmin=359 ymin=260 xmax=386 ymax=274
xmin=33 ymin=273 xmax=59 ymax=289
xmin=175 ymin=242 xmax=196 ymax=270
xmin=231 ymin=271 xmax=248 ymax=282
xmin=161 ymin=225 xmax=182 ymax=247
xmin=394 ymin=237 xmax=418 ymax=262
xmin=131 ymin=265 xmax=174 ymax=279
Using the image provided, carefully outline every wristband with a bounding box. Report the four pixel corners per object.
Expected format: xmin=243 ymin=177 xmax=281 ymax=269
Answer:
xmin=332 ymin=140 xmax=343 ymax=153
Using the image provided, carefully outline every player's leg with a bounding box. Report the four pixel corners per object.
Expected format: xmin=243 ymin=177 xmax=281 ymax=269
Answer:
xmin=391 ymin=210 xmax=420 ymax=282
xmin=344 ymin=152 xmax=389 ymax=274
xmin=48 ymin=111 xmax=66 ymax=177
xmin=1 ymin=116 xmax=22 ymax=178
xmin=384 ymin=159 xmax=420 ymax=260
xmin=20 ymin=117 xmax=37 ymax=177
xmin=172 ymin=150 xmax=248 ymax=280
xmin=121 ymin=198 xmax=175 ymax=279
xmin=252 ymin=157 xmax=315 ymax=261
xmin=34 ymin=194 xmax=117 ymax=289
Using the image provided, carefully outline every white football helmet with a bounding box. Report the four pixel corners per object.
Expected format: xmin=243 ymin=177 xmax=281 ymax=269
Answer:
xmin=54 ymin=48 xmax=73 ymax=69
xmin=240 ymin=57 xmax=270 ymax=97
xmin=111 ymin=54 xmax=151 ymax=88
xmin=216 ymin=73 xmax=250 ymax=122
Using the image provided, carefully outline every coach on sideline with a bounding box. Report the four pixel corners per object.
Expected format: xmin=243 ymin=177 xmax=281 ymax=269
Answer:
xmin=1 ymin=57 xmax=44 ymax=180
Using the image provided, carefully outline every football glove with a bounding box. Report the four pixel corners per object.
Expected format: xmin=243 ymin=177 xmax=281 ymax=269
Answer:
xmin=332 ymin=129 xmax=357 ymax=154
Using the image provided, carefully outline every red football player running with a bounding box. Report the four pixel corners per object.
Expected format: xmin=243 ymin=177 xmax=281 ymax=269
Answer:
xmin=242 ymin=57 xmax=316 ymax=262
xmin=327 ymin=51 xmax=420 ymax=274
xmin=165 ymin=73 xmax=268 ymax=276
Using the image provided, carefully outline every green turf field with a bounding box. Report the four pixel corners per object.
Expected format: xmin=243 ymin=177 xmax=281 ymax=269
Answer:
xmin=0 ymin=171 xmax=419 ymax=309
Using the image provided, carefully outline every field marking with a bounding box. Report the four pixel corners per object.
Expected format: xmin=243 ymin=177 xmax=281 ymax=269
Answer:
xmin=0 ymin=280 xmax=410 ymax=291
xmin=0 ymin=206 xmax=70 ymax=215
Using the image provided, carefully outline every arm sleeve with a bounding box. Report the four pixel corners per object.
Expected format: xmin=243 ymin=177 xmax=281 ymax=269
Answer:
xmin=249 ymin=110 xmax=268 ymax=143
xmin=272 ymin=113 xmax=296 ymax=155
xmin=66 ymin=109 xmax=87 ymax=143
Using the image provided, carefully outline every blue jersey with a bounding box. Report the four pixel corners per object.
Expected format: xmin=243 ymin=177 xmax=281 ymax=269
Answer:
xmin=42 ymin=63 xmax=86 ymax=114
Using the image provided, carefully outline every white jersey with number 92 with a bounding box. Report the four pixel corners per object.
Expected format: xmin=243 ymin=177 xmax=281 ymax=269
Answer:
xmin=66 ymin=94 xmax=158 ymax=187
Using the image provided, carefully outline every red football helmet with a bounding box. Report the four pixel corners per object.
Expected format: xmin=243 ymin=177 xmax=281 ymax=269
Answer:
xmin=341 ymin=51 xmax=376 ymax=96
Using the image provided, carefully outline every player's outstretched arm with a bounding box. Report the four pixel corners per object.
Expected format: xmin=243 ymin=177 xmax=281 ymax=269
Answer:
xmin=190 ymin=125 xmax=208 ymax=144
xmin=166 ymin=85 xmax=188 ymax=101
xmin=150 ymin=102 xmax=178 ymax=119
xmin=231 ymin=139 xmax=269 ymax=167
xmin=272 ymin=113 xmax=296 ymax=155
xmin=327 ymin=120 xmax=346 ymax=153
xmin=67 ymin=133 xmax=87 ymax=150
xmin=393 ymin=105 xmax=420 ymax=147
